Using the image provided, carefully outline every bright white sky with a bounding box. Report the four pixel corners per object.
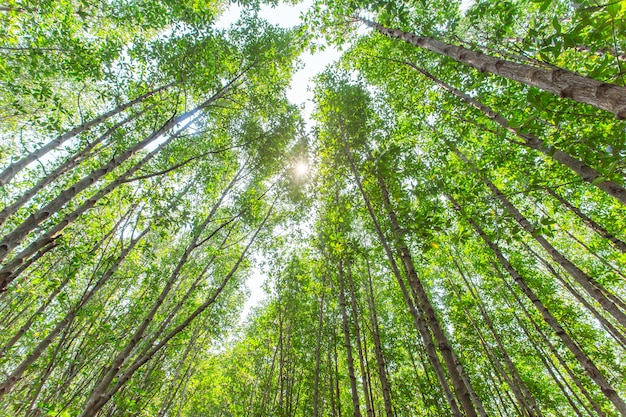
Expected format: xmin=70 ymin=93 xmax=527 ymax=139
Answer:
xmin=216 ymin=0 xmax=342 ymax=321
xmin=217 ymin=0 xmax=474 ymax=320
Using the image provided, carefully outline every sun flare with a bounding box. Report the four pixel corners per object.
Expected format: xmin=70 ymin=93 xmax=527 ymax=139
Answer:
xmin=294 ymin=161 xmax=309 ymax=177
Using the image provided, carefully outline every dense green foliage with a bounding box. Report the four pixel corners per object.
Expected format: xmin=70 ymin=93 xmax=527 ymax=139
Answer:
xmin=0 ymin=0 xmax=625 ymax=416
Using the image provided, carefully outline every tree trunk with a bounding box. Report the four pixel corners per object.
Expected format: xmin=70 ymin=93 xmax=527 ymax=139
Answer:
xmin=364 ymin=259 xmax=394 ymax=417
xmin=409 ymin=63 xmax=626 ymax=205
xmin=0 ymin=82 xmax=174 ymax=186
xmin=337 ymin=259 xmax=363 ymax=417
xmin=79 ymin=201 xmax=274 ymax=417
xmin=0 ymin=225 xmax=149 ymax=397
xmin=0 ymin=83 xmax=229 ymax=265
xmin=545 ymin=188 xmax=626 ymax=253
xmin=78 ymin=168 xmax=242 ymax=415
xmin=449 ymin=258 xmax=541 ymax=417
xmin=523 ymin=242 xmax=626 ymax=349
xmin=346 ymin=262 xmax=375 ymax=417
xmin=313 ymin=285 xmax=325 ymax=417
xmin=454 ymin=147 xmax=626 ymax=328
xmin=341 ymin=134 xmax=462 ymax=416
xmin=500 ymin=269 xmax=608 ymax=417
xmin=377 ymin=175 xmax=480 ymax=417
xmin=357 ymin=18 xmax=626 ymax=119
xmin=0 ymin=107 xmax=149 ymax=227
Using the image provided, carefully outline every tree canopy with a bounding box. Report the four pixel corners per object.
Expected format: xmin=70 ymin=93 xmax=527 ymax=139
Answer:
xmin=1 ymin=0 xmax=625 ymax=416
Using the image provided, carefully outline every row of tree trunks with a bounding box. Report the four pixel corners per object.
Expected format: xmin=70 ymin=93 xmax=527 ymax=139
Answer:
xmin=0 ymin=82 xmax=174 ymax=186
xmin=446 ymin=193 xmax=626 ymax=416
xmin=452 ymin=147 xmax=626 ymax=329
xmin=339 ymin=132 xmax=466 ymax=416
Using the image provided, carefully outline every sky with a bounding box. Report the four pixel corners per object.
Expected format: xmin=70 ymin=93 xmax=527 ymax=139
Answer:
xmin=215 ymin=0 xmax=342 ymax=320
xmin=215 ymin=0 xmax=475 ymax=321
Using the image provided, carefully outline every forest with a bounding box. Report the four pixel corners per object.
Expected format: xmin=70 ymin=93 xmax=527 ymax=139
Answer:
xmin=0 ymin=0 xmax=625 ymax=416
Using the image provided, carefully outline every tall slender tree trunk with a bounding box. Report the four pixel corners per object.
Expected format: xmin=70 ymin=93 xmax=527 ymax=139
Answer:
xmin=409 ymin=63 xmax=626 ymax=204
xmin=447 ymin=193 xmax=626 ymax=415
xmin=337 ymin=259 xmax=363 ymax=417
xmin=545 ymin=188 xmax=626 ymax=252
xmin=313 ymin=284 xmax=326 ymax=417
xmin=523 ymin=242 xmax=626 ymax=349
xmin=0 ymin=82 xmax=174 ymax=186
xmin=364 ymin=259 xmax=394 ymax=417
xmin=0 ymin=225 xmax=149 ymax=397
xmin=356 ymin=18 xmax=626 ymax=119
xmin=448 ymin=258 xmax=541 ymax=417
xmin=78 ymin=168 xmax=242 ymax=414
xmin=79 ymin=201 xmax=274 ymax=417
xmin=0 ymin=80 xmax=233 ymax=265
xmin=499 ymin=269 xmax=607 ymax=417
xmin=340 ymin=133 xmax=462 ymax=416
xmin=0 ymin=107 xmax=149 ymax=227
xmin=376 ymin=175 xmax=480 ymax=417
xmin=346 ymin=262 xmax=375 ymax=417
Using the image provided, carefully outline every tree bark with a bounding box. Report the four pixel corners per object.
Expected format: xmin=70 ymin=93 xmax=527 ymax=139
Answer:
xmin=409 ymin=63 xmax=626 ymax=205
xmin=357 ymin=18 xmax=626 ymax=119
xmin=313 ymin=284 xmax=325 ymax=417
xmin=364 ymin=259 xmax=394 ymax=417
xmin=346 ymin=262 xmax=375 ymax=417
xmin=376 ymin=175 xmax=480 ymax=417
xmin=545 ymin=188 xmax=626 ymax=253
xmin=341 ymin=135 xmax=462 ymax=416
xmin=454 ymin=148 xmax=626 ymax=329
xmin=0 ymin=81 xmax=233 ymax=265
xmin=79 ymin=201 xmax=274 ymax=417
xmin=450 ymin=256 xmax=543 ymax=417
xmin=0 ymin=225 xmax=149 ymax=397
xmin=0 ymin=108 xmax=149 ymax=227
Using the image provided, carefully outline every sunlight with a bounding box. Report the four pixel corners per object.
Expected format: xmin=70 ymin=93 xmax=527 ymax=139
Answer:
xmin=294 ymin=161 xmax=309 ymax=177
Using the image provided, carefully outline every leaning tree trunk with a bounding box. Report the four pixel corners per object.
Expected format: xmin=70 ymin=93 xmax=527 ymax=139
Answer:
xmin=0 ymin=107 xmax=149 ymax=227
xmin=545 ymin=188 xmax=626 ymax=252
xmin=408 ymin=63 xmax=626 ymax=205
xmin=0 ymin=82 xmax=174 ymax=186
xmin=341 ymin=134 xmax=463 ymax=416
xmin=377 ymin=175 xmax=481 ymax=417
xmin=0 ymin=79 xmax=232 ymax=265
xmin=0 ymin=225 xmax=149 ymax=397
xmin=79 ymin=201 xmax=274 ymax=417
xmin=356 ymin=18 xmax=626 ymax=119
